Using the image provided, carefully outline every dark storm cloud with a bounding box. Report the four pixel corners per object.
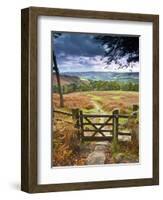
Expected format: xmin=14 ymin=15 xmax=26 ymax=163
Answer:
xmin=52 ymin=32 xmax=105 ymax=57
xmin=52 ymin=32 xmax=139 ymax=73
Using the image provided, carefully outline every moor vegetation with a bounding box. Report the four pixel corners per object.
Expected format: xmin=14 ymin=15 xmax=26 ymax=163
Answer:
xmin=53 ymin=91 xmax=139 ymax=114
xmin=53 ymin=112 xmax=88 ymax=166
xmin=53 ymin=92 xmax=94 ymax=111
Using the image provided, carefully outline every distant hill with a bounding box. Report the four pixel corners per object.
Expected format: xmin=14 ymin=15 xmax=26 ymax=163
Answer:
xmin=61 ymin=71 xmax=139 ymax=83
xmin=53 ymin=73 xmax=89 ymax=86
xmin=53 ymin=72 xmax=139 ymax=93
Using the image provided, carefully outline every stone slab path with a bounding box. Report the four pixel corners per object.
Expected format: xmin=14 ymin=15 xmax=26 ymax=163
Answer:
xmin=86 ymin=141 xmax=109 ymax=165
xmin=86 ymin=100 xmax=110 ymax=165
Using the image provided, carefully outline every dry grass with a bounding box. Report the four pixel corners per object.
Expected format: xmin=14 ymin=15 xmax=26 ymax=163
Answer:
xmin=89 ymin=91 xmax=139 ymax=114
xmin=53 ymin=91 xmax=139 ymax=114
xmin=53 ymin=113 xmax=86 ymax=166
xmin=53 ymin=92 xmax=94 ymax=110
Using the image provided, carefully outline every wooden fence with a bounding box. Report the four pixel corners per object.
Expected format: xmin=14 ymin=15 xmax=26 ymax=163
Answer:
xmin=53 ymin=104 xmax=139 ymax=142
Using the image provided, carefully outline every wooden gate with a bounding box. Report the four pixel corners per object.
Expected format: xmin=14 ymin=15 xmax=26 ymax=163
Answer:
xmin=54 ymin=105 xmax=139 ymax=142
xmin=79 ymin=109 xmax=120 ymax=141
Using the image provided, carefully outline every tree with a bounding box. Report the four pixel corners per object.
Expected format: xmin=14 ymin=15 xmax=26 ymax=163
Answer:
xmin=53 ymin=51 xmax=64 ymax=107
xmin=52 ymin=32 xmax=64 ymax=107
xmin=95 ymin=35 xmax=139 ymax=68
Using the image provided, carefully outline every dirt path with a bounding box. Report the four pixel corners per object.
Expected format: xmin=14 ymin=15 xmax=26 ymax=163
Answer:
xmin=91 ymin=100 xmax=104 ymax=114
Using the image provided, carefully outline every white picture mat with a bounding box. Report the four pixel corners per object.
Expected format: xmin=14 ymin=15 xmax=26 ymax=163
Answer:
xmin=37 ymin=16 xmax=153 ymax=184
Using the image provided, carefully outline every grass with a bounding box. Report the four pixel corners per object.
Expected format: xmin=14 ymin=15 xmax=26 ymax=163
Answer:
xmin=87 ymin=94 xmax=102 ymax=101
xmin=111 ymin=96 xmax=121 ymax=100
xmin=53 ymin=90 xmax=139 ymax=114
xmin=87 ymin=91 xmax=139 ymax=114
xmin=83 ymin=108 xmax=98 ymax=114
xmin=53 ymin=92 xmax=94 ymax=111
xmin=53 ymin=112 xmax=87 ymax=166
xmin=113 ymin=140 xmax=139 ymax=163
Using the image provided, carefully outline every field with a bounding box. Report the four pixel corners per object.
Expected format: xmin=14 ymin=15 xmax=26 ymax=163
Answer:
xmin=88 ymin=91 xmax=139 ymax=115
xmin=53 ymin=91 xmax=139 ymax=166
xmin=53 ymin=91 xmax=139 ymax=114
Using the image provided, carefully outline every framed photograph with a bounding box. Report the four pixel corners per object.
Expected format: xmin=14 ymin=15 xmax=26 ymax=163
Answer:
xmin=21 ymin=7 xmax=159 ymax=193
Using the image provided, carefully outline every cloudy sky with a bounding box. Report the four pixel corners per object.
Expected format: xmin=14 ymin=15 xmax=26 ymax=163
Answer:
xmin=52 ymin=32 xmax=139 ymax=73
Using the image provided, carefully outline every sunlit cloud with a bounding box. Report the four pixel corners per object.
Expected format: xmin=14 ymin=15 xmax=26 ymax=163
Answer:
xmin=56 ymin=55 xmax=139 ymax=73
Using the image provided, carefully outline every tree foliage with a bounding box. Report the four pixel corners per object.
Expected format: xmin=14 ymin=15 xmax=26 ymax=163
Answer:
xmin=53 ymin=80 xmax=139 ymax=94
xmin=94 ymin=35 xmax=139 ymax=67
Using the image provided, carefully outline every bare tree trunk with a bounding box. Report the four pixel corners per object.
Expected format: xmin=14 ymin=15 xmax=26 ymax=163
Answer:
xmin=53 ymin=52 xmax=64 ymax=107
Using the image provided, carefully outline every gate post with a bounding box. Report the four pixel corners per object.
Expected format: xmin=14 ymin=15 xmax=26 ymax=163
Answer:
xmin=133 ymin=104 xmax=139 ymax=112
xmin=79 ymin=110 xmax=84 ymax=141
xmin=112 ymin=109 xmax=119 ymax=142
xmin=132 ymin=104 xmax=139 ymax=117
xmin=72 ymin=108 xmax=80 ymax=139
xmin=131 ymin=104 xmax=139 ymax=144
